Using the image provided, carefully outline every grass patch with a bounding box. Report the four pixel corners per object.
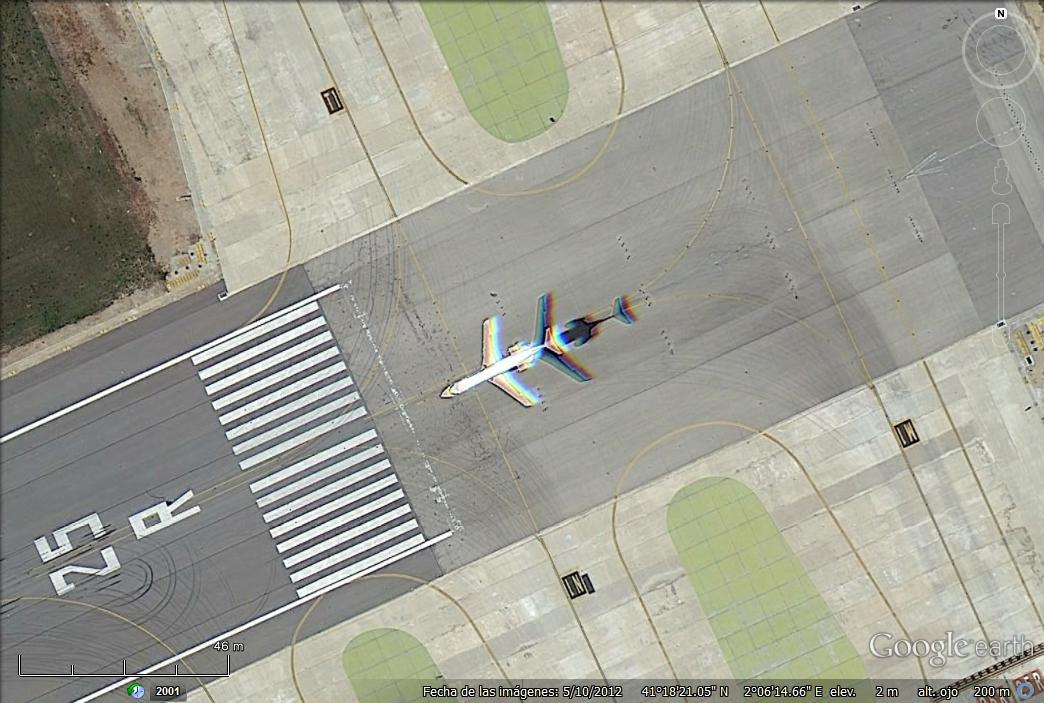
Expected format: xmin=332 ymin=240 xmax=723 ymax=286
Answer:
xmin=422 ymin=1 xmax=567 ymax=142
xmin=343 ymin=628 xmax=455 ymax=703
xmin=1 ymin=1 xmax=160 ymax=351
xmin=667 ymin=477 xmax=866 ymax=679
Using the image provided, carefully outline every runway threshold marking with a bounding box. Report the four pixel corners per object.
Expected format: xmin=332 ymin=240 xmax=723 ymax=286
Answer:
xmin=247 ymin=430 xmax=378 ymax=493
xmin=257 ymin=448 xmax=385 ymax=508
xmin=204 ymin=332 xmax=336 ymax=395
xmin=224 ymin=378 xmax=354 ymax=439
xmin=197 ymin=317 xmax=328 ymax=380
xmin=274 ymin=488 xmax=404 ymax=554
xmin=191 ymin=302 xmax=319 ymax=365
xmin=229 ymin=394 xmax=360 ymax=455
xmin=217 ymin=366 xmax=348 ymax=424
xmin=72 ymin=530 xmax=453 ymax=703
xmin=236 ymin=408 xmax=368 ymax=469
xmin=211 ymin=349 xmax=342 ymax=408
xmin=0 ymin=285 xmax=342 ymax=445
xmin=193 ymin=300 xmax=444 ymax=602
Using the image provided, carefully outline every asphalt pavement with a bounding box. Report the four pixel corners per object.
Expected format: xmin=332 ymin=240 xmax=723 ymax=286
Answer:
xmin=3 ymin=2 xmax=1043 ymax=701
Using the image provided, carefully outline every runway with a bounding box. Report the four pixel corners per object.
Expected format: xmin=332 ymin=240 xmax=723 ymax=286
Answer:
xmin=3 ymin=2 xmax=1043 ymax=701
xmin=1 ymin=278 xmax=445 ymax=702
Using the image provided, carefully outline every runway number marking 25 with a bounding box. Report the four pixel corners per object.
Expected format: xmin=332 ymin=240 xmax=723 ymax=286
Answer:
xmin=33 ymin=490 xmax=200 ymax=595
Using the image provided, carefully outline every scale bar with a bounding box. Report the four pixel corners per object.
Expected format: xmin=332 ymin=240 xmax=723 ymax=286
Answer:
xmin=15 ymin=655 xmax=232 ymax=678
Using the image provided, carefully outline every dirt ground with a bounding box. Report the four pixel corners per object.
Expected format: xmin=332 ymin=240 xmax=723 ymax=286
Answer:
xmin=32 ymin=1 xmax=198 ymax=263
xmin=3 ymin=1 xmax=157 ymax=348
xmin=1 ymin=1 xmax=204 ymax=375
xmin=1023 ymin=0 xmax=1044 ymax=47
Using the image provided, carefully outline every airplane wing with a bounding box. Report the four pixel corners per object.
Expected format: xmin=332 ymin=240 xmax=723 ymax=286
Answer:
xmin=534 ymin=293 xmax=554 ymax=343
xmin=541 ymin=349 xmax=592 ymax=383
xmin=482 ymin=317 xmax=503 ymax=368
xmin=489 ymin=371 xmax=541 ymax=407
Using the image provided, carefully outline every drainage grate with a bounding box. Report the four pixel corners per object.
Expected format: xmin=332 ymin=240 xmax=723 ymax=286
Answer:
xmin=562 ymin=571 xmax=595 ymax=599
xmin=321 ymin=87 xmax=344 ymax=115
xmin=893 ymin=418 xmax=920 ymax=448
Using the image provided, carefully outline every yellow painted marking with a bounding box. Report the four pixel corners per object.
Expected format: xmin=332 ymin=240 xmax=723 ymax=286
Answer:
xmin=166 ymin=270 xmax=200 ymax=290
xmin=1029 ymin=322 xmax=1044 ymax=351
xmin=1014 ymin=332 xmax=1030 ymax=356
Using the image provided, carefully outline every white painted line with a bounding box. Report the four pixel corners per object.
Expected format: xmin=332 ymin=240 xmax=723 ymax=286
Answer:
xmin=231 ymin=393 xmax=359 ymax=455
xmin=238 ymin=407 xmax=368 ymax=470
xmin=73 ymin=530 xmax=452 ymax=703
xmin=262 ymin=459 xmax=391 ymax=523
xmin=217 ymin=365 xmax=348 ymax=424
xmin=294 ymin=534 xmax=428 ymax=598
xmin=269 ymin=474 xmax=397 ymax=537
xmin=198 ymin=317 xmax=327 ymax=380
xmin=224 ymin=378 xmax=353 ymax=440
xmin=204 ymin=331 xmax=333 ymax=396
xmin=289 ymin=521 xmax=420 ymax=583
xmin=256 ymin=445 xmax=384 ymax=507
xmin=211 ymin=351 xmax=342 ymax=410
xmin=249 ymin=430 xmax=377 ymax=492
xmin=191 ymin=302 xmax=319 ymax=365
xmin=1 ymin=286 xmax=341 ymax=444
xmin=275 ymin=489 xmax=405 ymax=553
xmin=283 ymin=505 xmax=414 ymax=568
xmin=346 ymin=284 xmax=460 ymax=531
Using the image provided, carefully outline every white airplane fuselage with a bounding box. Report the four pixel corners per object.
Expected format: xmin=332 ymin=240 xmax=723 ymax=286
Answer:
xmin=441 ymin=342 xmax=543 ymax=397
xmin=443 ymin=293 xmax=635 ymax=406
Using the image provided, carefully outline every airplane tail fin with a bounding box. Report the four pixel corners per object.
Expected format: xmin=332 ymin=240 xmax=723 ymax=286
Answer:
xmin=613 ymin=295 xmax=637 ymax=325
xmin=544 ymin=326 xmax=566 ymax=356
xmin=534 ymin=292 xmax=553 ymax=345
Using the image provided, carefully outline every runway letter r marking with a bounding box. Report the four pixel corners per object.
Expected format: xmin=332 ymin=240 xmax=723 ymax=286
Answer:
xmin=129 ymin=490 xmax=201 ymax=539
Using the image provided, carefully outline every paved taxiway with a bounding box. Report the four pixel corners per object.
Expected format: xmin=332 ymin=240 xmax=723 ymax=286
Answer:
xmin=3 ymin=2 xmax=1043 ymax=701
xmin=308 ymin=0 xmax=1044 ymax=566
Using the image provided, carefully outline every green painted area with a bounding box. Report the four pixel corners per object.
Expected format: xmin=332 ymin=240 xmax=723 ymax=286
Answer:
xmin=421 ymin=1 xmax=568 ymax=142
xmin=667 ymin=478 xmax=866 ymax=679
xmin=342 ymin=628 xmax=455 ymax=703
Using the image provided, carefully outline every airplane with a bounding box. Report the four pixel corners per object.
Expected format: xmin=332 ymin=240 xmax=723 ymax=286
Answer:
xmin=440 ymin=293 xmax=636 ymax=406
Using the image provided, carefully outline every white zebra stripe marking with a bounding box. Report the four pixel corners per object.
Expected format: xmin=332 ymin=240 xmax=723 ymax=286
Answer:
xmin=289 ymin=521 xmax=419 ymax=583
xmin=224 ymin=378 xmax=353 ymax=440
xmin=293 ymin=535 xmax=427 ymax=597
xmin=211 ymin=351 xmax=342 ymax=410
xmin=217 ymin=365 xmax=348 ymax=424
xmin=261 ymin=460 xmax=391 ymax=524
xmin=274 ymin=489 xmax=405 ymax=554
xmin=248 ymin=430 xmax=378 ymax=491
xmin=231 ymin=394 xmax=359 ymax=455
xmin=238 ymin=407 xmax=367 ymax=470
xmin=198 ymin=317 xmax=327 ymax=380
xmin=191 ymin=302 xmax=319 ymax=365
xmin=255 ymin=445 xmax=384 ymax=508
xmin=269 ymin=474 xmax=397 ymax=538
xmin=282 ymin=505 xmax=414 ymax=568
xmin=204 ymin=332 xmax=334 ymax=396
